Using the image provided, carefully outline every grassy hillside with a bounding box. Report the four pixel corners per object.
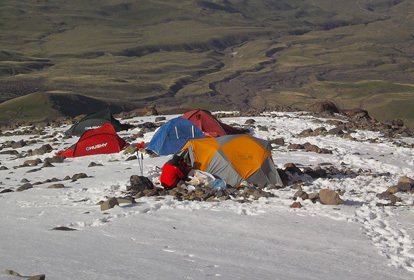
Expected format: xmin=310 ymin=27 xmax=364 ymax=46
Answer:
xmin=0 ymin=0 xmax=413 ymax=126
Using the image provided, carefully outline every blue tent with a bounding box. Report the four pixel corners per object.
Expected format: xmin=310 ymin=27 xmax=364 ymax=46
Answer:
xmin=146 ymin=117 xmax=205 ymax=155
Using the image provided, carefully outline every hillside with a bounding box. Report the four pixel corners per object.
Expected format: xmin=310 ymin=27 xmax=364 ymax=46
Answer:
xmin=0 ymin=0 xmax=413 ymax=125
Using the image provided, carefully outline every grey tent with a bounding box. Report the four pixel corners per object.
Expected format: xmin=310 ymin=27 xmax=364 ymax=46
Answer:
xmin=65 ymin=108 xmax=134 ymax=136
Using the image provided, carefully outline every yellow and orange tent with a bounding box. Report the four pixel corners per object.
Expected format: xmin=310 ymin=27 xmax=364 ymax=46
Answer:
xmin=183 ymin=134 xmax=283 ymax=187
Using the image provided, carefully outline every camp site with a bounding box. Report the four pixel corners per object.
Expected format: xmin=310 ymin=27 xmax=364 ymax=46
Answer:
xmin=1 ymin=109 xmax=414 ymax=280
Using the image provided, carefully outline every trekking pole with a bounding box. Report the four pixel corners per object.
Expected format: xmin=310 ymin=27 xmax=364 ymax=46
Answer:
xmin=140 ymin=151 xmax=144 ymax=176
xmin=137 ymin=150 xmax=143 ymax=176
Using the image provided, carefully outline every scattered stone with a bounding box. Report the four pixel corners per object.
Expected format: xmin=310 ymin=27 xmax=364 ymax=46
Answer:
xmin=88 ymin=162 xmax=103 ymax=167
xmin=299 ymin=128 xmax=313 ymax=136
xmin=154 ymin=116 xmax=166 ymax=122
xmin=127 ymin=175 xmax=154 ymax=194
xmin=0 ymin=166 xmax=8 ymax=170
xmin=270 ymin=137 xmax=285 ymax=146
xmin=244 ymin=119 xmax=256 ymax=125
xmin=308 ymin=192 xmax=319 ymax=202
xmin=72 ymin=173 xmax=88 ymax=180
xmin=398 ymin=176 xmax=414 ymax=185
xmin=32 ymin=144 xmax=53 ymax=155
xmin=386 ymin=186 xmax=399 ymax=194
xmin=0 ymin=188 xmax=14 ymax=193
xmin=63 ymin=175 xmax=71 ymax=180
xmin=44 ymin=155 xmax=65 ymax=164
xmin=116 ymin=196 xmax=136 ymax=205
xmin=23 ymin=159 xmax=42 ymax=166
xmin=309 ymin=101 xmax=339 ymax=114
xmin=52 ymin=226 xmax=77 ymax=231
xmin=327 ymin=127 xmax=344 ymax=135
xmin=257 ymin=125 xmax=268 ymax=131
xmin=16 ymin=183 xmax=33 ymax=192
xmin=42 ymin=161 xmax=54 ymax=168
xmin=100 ymin=197 xmax=119 ymax=211
xmin=11 ymin=140 xmax=26 ymax=149
xmin=290 ymin=202 xmax=302 ymax=208
xmin=284 ymin=163 xmax=302 ymax=174
xmin=26 ymin=168 xmax=42 ymax=173
xmin=48 ymin=183 xmax=65 ymax=189
xmin=376 ymin=191 xmax=402 ymax=205
xmin=319 ymin=189 xmax=344 ymax=205
xmin=287 ymin=143 xmax=304 ymax=150
xmin=0 ymin=150 xmax=19 ymax=155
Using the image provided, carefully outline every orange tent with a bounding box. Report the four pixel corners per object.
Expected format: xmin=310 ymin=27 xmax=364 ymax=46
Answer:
xmin=183 ymin=134 xmax=283 ymax=187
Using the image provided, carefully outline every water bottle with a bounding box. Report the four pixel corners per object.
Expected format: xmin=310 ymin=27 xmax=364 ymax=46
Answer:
xmin=211 ymin=178 xmax=227 ymax=190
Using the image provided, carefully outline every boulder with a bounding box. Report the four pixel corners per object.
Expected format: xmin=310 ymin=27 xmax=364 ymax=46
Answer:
xmin=270 ymin=137 xmax=285 ymax=146
xmin=48 ymin=183 xmax=65 ymax=189
xmin=154 ymin=116 xmax=166 ymax=122
xmin=33 ymin=144 xmax=53 ymax=155
xmin=244 ymin=119 xmax=256 ymax=125
xmin=290 ymin=202 xmax=302 ymax=208
xmin=319 ymin=189 xmax=344 ymax=205
xmin=23 ymin=159 xmax=42 ymax=167
xmin=72 ymin=173 xmax=88 ymax=180
xmin=17 ymin=183 xmax=33 ymax=192
xmin=309 ymin=101 xmax=339 ymax=114
xmin=100 ymin=197 xmax=119 ymax=211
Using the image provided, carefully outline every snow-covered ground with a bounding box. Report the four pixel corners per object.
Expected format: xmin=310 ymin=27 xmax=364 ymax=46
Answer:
xmin=0 ymin=111 xmax=413 ymax=280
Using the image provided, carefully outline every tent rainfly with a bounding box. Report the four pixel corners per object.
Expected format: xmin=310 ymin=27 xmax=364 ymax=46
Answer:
xmin=183 ymin=134 xmax=283 ymax=187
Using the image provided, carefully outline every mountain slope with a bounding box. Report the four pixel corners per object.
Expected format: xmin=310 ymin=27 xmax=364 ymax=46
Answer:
xmin=0 ymin=0 xmax=413 ymax=126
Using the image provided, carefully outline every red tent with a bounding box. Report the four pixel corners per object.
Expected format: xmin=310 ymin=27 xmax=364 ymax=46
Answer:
xmin=182 ymin=109 xmax=245 ymax=137
xmin=57 ymin=123 xmax=128 ymax=158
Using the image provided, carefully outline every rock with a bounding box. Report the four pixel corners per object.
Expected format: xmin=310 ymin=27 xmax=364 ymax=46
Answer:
xmin=284 ymin=163 xmax=302 ymax=174
xmin=376 ymin=191 xmax=401 ymax=205
xmin=244 ymin=119 xmax=256 ymax=125
xmin=341 ymin=108 xmax=370 ymax=120
xmin=309 ymin=101 xmax=339 ymax=114
xmin=290 ymin=202 xmax=302 ymax=208
xmin=44 ymin=155 xmax=65 ymax=164
xmin=16 ymin=183 xmax=33 ymax=192
xmin=42 ymin=161 xmax=54 ymax=168
xmin=63 ymin=175 xmax=71 ymax=180
xmin=0 ymin=188 xmax=14 ymax=193
xmin=52 ymin=226 xmax=77 ymax=231
xmin=11 ymin=140 xmax=26 ymax=149
xmin=154 ymin=116 xmax=166 ymax=122
xmin=308 ymin=192 xmax=319 ymax=201
xmin=270 ymin=137 xmax=285 ymax=146
xmin=314 ymin=127 xmax=327 ymax=134
xmin=23 ymin=159 xmax=42 ymax=166
xmin=128 ymin=175 xmax=154 ymax=193
xmin=100 ymin=197 xmax=119 ymax=211
xmin=33 ymin=144 xmax=53 ymax=155
xmin=386 ymin=185 xmax=399 ymax=194
xmin=88 ymin=162 xmax=103 ymax=167
xmin=21 ymin=178 xmax=30 ymax=183
xmin=327 ymin=127 xmax=344 ymax=135
xmin=0 ymin=166 xmax=8 ymax=170
xmin=116 ymin=196 xmax=136 ymax=205
xmin=257 ymin=125 xmax=268 ymax=131
xmin=0 ymin=150 xmax=19 ymax=155
xmin=299 ymin=128 xmax=313 ymax=136
xmin=398 ymin=176 xmax=414 ymax=185
xmin=319 ymin=189 xmax=344 ymax=205
xmin=303 ymin=142 xmax=321 ymax=153
xmin=48 ymin=183 xmax=65 ymax=189
xmin=72 ymin=173 xmax=88 ymax=180
xmin=287 ymin=143 xmax=305 ymax=150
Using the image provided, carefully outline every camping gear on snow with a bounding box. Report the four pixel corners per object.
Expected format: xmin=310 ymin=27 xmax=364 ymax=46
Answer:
xmin=57 ymin=123 xmax=128 ymax=158
xmin=182 ymin=134 xmax=283 ymax=187
xmin=146 ymin=117 xmax=205 ymax=156
xmin=159 ymin=154 xmax=190 ymax=188
xmin=182 ymin=109 xmax=246 ymax=137
xmin=65 ymin=108 xmax=134 ymax=136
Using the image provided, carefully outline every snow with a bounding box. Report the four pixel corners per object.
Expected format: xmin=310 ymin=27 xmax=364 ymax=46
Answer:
xmin=0 ymin=111 xmax=413 ymax=279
